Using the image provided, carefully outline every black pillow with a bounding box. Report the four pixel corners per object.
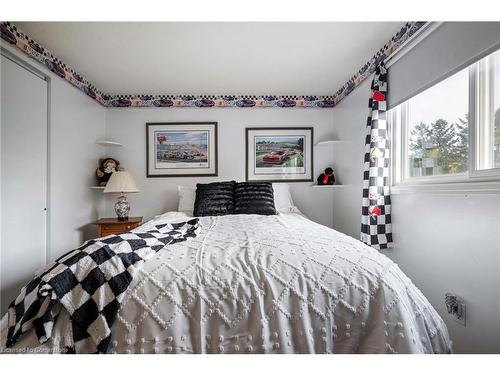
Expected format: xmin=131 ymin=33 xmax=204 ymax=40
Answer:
xmin=193 ymin=181 xmax=236 ymax=217
xmin=234 ymin=182 xmax=277 ymax=215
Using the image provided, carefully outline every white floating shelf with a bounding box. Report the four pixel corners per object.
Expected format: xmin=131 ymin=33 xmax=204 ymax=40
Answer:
xmin=315 ymin=140 xmax=341 ymax=146
xmin=95 ymin=140 xmax=124 ymax=147
xmin=312 ymin=184 xmax=345 ymax=188
xmin=90 ymin=186 xmax=105 ymax=190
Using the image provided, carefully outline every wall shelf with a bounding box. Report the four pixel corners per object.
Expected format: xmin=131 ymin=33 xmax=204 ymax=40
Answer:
xmin=315 ymin=140 xmax=341 ymax=146
xmin=90 ymin=186 xmax=105 ymax=190
xmin=95 ymin=140 xmax=124 ymax=147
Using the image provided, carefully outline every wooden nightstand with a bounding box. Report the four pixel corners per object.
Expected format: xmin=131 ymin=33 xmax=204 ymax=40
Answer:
xmin=94 ymin=217 xmax=143 ymax=237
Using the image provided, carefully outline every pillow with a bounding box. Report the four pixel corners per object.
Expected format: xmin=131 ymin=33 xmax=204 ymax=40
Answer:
xmin=234 ymin=182 xmax=276 ymax=215
xmin=177 ymin=185 xmax=196 ymax=216
xmin=193 ymin=181 xmax=236 ymax=216
xmin=272 ymin=183 xmax=295 ymax=213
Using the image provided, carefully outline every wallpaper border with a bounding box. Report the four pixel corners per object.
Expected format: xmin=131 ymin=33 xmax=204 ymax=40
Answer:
xmin=1 ymin=21 xmax=427 ymax=108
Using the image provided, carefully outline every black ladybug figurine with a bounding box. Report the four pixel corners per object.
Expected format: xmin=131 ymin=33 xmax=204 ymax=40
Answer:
xmin=317 ymin=167 xmax=335 ymax=185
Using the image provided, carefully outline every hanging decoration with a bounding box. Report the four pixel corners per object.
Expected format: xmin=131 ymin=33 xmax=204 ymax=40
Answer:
xmin=360 ymin=63 xmax=393 ymax=250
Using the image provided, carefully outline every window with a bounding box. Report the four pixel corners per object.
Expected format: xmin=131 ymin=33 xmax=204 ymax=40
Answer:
xmin=390 ymin=48 xmax=500 ymax=187
xmin=407 ymin=68 xmax=469 ymax=178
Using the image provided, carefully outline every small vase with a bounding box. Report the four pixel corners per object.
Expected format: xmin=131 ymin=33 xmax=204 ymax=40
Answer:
xmin=115 ymin=195 xmax=130 ymax=221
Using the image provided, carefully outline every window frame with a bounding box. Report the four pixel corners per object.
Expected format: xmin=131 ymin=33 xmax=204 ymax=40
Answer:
xmin=471 ymin=52 xmax=500 ymax=178
xmin=389 ymin=55 xmax=500 ymax=193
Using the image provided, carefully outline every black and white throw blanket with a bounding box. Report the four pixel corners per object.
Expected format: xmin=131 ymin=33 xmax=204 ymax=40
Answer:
xmin=6 ymin=218 xmax=199 ymax=353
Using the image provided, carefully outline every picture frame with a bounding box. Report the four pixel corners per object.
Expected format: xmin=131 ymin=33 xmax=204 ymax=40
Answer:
xmin=146 ymin=122 xmax=218 ymax=177
xmin=245 ymin=127 xmax=314 ymax=182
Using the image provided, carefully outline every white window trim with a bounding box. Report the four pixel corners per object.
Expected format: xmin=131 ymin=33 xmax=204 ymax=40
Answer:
xmin=471 ymin=56 xmax=500 ymax=178
xmin=390 ymin=60 xmax=500 ymax=194
xmin=390 ymin=181 xmax=500 ymax=194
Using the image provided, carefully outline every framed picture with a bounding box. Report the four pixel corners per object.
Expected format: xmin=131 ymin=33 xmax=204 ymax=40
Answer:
xmin=146 ymin=122 xmax=218 ymax=177
xmin=245 ymin=127 xmax=313 ymax=182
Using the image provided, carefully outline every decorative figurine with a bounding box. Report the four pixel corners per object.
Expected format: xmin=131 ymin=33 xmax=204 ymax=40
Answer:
xmin=317 ymin=167 xmax=335 ymax=185
xmin=96 ymin=157 xmax=120 ymax=186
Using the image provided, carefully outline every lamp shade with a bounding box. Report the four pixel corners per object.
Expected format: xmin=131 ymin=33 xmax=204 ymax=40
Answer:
xmin=103 ymin=171 xmax=139 ymax=193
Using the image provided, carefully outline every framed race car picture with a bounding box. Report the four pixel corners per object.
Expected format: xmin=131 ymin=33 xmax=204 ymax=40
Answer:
xmin=245 ymin=127 xmax=313 ymax=182
xmin=146 ymin=122 xmax=218 ymax=177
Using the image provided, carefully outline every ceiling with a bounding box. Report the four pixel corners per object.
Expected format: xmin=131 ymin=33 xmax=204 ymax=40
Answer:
xmin=16 ymin=22 xmax=405 ymax=96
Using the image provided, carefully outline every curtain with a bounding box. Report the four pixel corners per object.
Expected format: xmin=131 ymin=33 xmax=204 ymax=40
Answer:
xmin=361 ymin=64 xmax=393 ymax=250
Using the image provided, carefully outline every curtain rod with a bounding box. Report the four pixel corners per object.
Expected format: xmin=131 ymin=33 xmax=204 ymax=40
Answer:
xmin=384 ymin=22 xmax=443 ymax=68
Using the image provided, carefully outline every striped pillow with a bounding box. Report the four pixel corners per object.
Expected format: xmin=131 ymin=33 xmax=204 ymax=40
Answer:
xmin=193 ymin=181 xmax=236 ymax=216
xmin=234 ymin=182 xmax=276 ymax=215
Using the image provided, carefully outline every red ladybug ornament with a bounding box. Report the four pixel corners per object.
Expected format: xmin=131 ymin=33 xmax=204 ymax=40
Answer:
xmin=368 ymin=206 xmax=382 ymax=217
xmin=373 ymin=90 xmax=385 ymax=102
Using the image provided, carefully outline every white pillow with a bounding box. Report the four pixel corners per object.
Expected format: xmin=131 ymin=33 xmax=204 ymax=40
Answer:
xmin=272 ymin=183 xmax=295 ymax=213
xmin=177 ymin=185 xmax=196 ymax=216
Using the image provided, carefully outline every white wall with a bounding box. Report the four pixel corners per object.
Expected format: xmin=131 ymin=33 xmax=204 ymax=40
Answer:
xmin=104 ymin=108 xmax=335 ymax=227
xmin=330 ymin=80 xmax=370 ymax=238
xmin=49 ymin=77 xmax=106 ymax=259
xmin=389 ymin=194 xmax=500 ymax=353
xmin=2 ymin=45 xmax=106 ymax=261
xmin=332 ymin=77 xmax=500 ymax=354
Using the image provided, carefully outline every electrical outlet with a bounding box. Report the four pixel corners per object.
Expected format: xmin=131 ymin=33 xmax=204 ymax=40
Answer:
xmin=445 ymin=293 xmax=466 ymax=326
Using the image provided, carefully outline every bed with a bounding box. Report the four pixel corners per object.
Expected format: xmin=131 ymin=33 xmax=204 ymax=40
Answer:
xmin=1 ymin=206 xmax=452 ymax=354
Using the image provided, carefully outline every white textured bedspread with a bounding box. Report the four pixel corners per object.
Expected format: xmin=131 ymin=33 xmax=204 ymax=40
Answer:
xmin=1 ymin=212 xmax=452 ymax=354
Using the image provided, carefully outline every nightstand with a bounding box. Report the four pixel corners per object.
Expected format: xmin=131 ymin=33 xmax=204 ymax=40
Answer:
xmin=94 ymin=217 xmax=143 ymax=237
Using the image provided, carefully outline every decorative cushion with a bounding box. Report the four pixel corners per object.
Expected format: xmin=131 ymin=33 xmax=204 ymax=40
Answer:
xmin=234 ymin=182 xmax=277 ymax=215
xmin=177 ymin=185 xmax=196 ymax=216
xmin=272 ymin=183 xmax=295 ymax=213
xmin=193 ymin=181 xmax=236 ymax=217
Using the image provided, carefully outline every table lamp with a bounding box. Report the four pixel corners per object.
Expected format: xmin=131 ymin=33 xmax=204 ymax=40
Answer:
xmin=103 ymin=171 xmax=139 ymax=220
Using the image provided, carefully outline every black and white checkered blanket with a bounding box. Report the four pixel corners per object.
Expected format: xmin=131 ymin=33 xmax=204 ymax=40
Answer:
xmin=6 ymin=218 xmax=199 ymax=353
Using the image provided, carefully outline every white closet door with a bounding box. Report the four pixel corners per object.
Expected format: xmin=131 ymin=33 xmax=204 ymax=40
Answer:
xmin=1 ymin=55 xmax=48 ymax=314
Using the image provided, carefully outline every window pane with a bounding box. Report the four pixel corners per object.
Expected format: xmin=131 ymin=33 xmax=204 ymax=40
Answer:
xmin=407 ymin=68 xmax=469 ymax=177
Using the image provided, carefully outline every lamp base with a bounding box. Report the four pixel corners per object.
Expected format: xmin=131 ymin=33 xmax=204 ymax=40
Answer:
xmin=114 ymin=195 xmax=130 ymax=221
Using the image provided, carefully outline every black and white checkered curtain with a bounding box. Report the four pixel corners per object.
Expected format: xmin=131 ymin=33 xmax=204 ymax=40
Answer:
xmin=361 ymin=64 xmax=393 ymax=250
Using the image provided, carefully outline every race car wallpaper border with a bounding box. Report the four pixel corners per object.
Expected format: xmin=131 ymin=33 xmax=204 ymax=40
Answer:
xmin=0 ymin=21 xmax=427 ymax=109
